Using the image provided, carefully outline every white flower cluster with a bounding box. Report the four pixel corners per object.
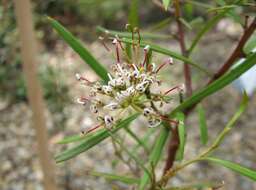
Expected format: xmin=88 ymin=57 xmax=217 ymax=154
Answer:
xmin=76 ymin=40 xmax=183 ymax=134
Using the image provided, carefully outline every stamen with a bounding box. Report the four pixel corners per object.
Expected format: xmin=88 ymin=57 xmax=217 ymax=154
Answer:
xmin=75 ymin=73 xmax=92 ymax=84
xmin=83 ymin=124 xmax=102 ymax=134
xmin=132 ymin=64 xmax=139 ymax=72
xmin=134 ymin=27 xmax=141 ymax=44
xmin=107 ymin=73 xmax=113 ymax=81
xmin=164 ymin=85 xmax=181 ymax=95
xmin=99 ymin=36 xmax=110 ymax=52
xmin=115 ymin=35 xmax=124 ymax=50
xmin=76 ymin=97 xmax=89 ymax=105
xmin=142 ymin=45 xmax=150 ymax=67
xmin=155 ymin=57 xmax=173 ymax=73
xmin=112 ymin=38 xmax=120 ymax=63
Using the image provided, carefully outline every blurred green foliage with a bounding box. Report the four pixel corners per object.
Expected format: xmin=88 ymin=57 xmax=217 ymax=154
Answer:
xmin=0 ymin=2 xmax=70 ymax=129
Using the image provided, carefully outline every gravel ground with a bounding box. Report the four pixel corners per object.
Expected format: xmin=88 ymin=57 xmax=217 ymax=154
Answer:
xmin=0 ymin=25 xmax=255 ymax=190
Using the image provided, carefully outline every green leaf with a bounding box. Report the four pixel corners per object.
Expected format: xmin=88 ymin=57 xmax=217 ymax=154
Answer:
xmin=139 ymin=124 xmax=170 ymax=190
xmin=128 ymin=0 xmax=139 ymax=28
xmin=203 ymin=157 xmax=256 ymax=181
xmin=162 ymin=0 xmax=172 ymax=10
xmin=207 ymin=5 xmax=238 ymax=12
xmin=47 ymin=17 xmax=109 ymax=82
xmin=197 ymin=104 xmax=208 ymax=145
xmin=209 ymin=92 xmax=248 ymax=149
xmin=131 ymin=128 xmax=157 ymax=154
xmin=55 ymin=114 xmax=139 ymax=163
xmin=124 ymin=127 xmax=150 ymax=153
xmin=188 ymin=0 xmax=241 ymax=55
xmin=125 ymin=43 xmax=132 ymax=60
xmin=185 ymin=0 xmax=213 ymax=9
xmin=244 ymin=35 xmax=256 ymax=55
xmin=120 ymin=38 xmax=212 ymax=76
xmin=188 ymin=11 xmax=226 ymax=55
xmin=108 ymin=131 xmax=151 ymax=178
xmin=57 ymin=130 xmax=101 ymax=144
xmin=179 ymin=18 xmax=192 ymax=30
xmin=169 ymin=53 xmax=256 ymax=117
xmin=175 ymin=112 xmax=186 ymax=161
xmin=90 ymin=171 xmax=140 ymax=184
xmin=148 ymin=18 xmax=172 ymax=32
xmin=96 ymin=26 xmax=172 ymax=40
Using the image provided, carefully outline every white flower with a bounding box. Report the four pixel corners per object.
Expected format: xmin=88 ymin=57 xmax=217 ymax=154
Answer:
xmin=147 ymin=117 xmax=161 ymax=128
xmin=102 ymin=85 xmax=113 ymax=95
xmin=104 ymin=102 xmax=119 ymax=110
xmin=143 ymin=107 xmax=154 ymax=117
xmin=76 ymin=98 xmax=87 ymax=105
xmin=136 ymin=81 xmax=149 ymax=93
xmin=104 ymin=115 xmax=114 ymax=128
xmin=90 ymin=104 xmax=98 ymax=114
xmin=115 ymin=77 xmax=126 ymax=87
xmin=126 ymin=86 xmax=135 ymax=95
xmin=75 ymin=73 xmax=81 ymax=80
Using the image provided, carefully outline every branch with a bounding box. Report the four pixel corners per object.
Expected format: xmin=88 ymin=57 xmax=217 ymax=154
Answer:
xmin=208 ymin=17 xmax=256 ymax=84
xmin=174 ymin=0 xmax=192 ymax=96
xmin=163 ymin=0 xmax=193 ymax=176
xmin=163 ymin=125 xmax=179 ymax=174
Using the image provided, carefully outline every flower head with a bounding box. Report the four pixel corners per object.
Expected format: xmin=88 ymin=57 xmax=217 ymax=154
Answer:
xmin=76 ymin=31 xmax=183 ymax=134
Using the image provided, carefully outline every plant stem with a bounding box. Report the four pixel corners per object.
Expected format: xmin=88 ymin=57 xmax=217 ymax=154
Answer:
xmin=208 ymin=17 xmax=256 ymax=84
xmin=163 ymin=0 xmax=193 ymax=176
xmin=174 ymin=0 xmax=193 ymax=97
xmin=182 ymin=17 xmax=256 ymax=114
xmin=163 ymin=124 xmax=179 ymax=174
xmin=158 ymin=94 xmax=248 ymax=187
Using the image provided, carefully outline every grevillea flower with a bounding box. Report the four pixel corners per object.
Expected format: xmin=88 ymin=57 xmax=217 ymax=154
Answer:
xmin=76 ymin=29 xmax=184 ymax=134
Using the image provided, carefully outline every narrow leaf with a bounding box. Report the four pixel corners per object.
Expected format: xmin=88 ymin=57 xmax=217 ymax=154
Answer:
xmin=139 ymin=124 xmax=170 ymax=190
xmin=108 ymin=131 xmax=151 ymax=178
xmin=179 ymin=18 xmax=192 ymax=30
xmin=210 ymin=92 xmax=248 ymax=149
xmin=175 ymin=112 xmax=186 ymax=161
xmin=185 ymin=0 xmax=213 ymax=9
xmin=128 ymin=0 xmax=139 ymax=28
xmin=188 ymin=11 xmax=226 ymax=55
xmin=90 ymin=171 xmax=140 ymax=184
xmin=244 ymin=35 xmax=256 ymax=55
xmin=169 ymin=53 xmax=256 ymax=117
xmin=55 ymin=114 xmax=139 ymax=163
xmin=148 ymin=18 xmax=172 ymax=32
xmin=197 ymin=104 xmax=208 ymax=145
xmin=131 ymin=128 xmax=157 ymax=154
xmin=96 ymin=26 xmax=172 ymax=40
xmin=162 ymin=0 xmax=172 ymax=10
xmin=203 ymin=157 xmax=256 ymax=181
xmin=124 ymin=127 xmax=150 ymax=153
xmin=57 ymin=128 xmax=106 ymax=144
xmin=47 ymin=17 xmax=109 ymax=81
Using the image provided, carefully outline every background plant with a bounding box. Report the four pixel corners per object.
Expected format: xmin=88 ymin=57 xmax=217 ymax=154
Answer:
xmin=48 ymin=0 xmax=255 ymax=189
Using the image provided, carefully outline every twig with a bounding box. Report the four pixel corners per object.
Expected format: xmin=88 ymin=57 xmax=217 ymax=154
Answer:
xmin=174 ymin=0 xmax=193 ymax=97
xmin=162 ymin=0 xmax=193 ymax=176
xmin=163 ymin=124 xmax=179 ymax=174
xmin=158 ymin=93 xmax=248 ymax=187
xmin=182 ymin=17 xmax=256 ymax=115
xmin=208 ymin=17 xmax=256 ymax=84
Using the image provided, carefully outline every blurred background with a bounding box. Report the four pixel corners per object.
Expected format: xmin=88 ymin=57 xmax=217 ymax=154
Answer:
xmin=0 ymin=0 xmax=255 ymax=189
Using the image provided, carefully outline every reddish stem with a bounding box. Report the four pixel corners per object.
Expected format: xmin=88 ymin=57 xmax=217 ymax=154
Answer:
xmin=208 ymin=17 xmax=256 ymax=84
xmin=82 ymin=124 xmax=102 ymax=134
xmin=164 ymin=85 xmax=180 ymax=95
xmin=163 ymin=125 xmax=179 ymax=174
xmin=163 ymin=0 xmax=193 ymax=176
